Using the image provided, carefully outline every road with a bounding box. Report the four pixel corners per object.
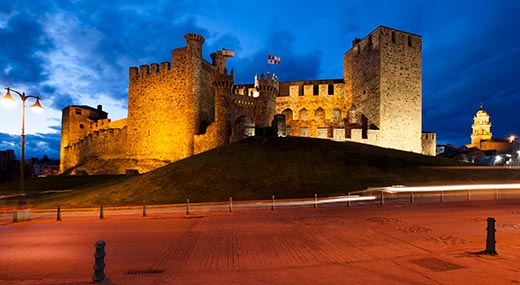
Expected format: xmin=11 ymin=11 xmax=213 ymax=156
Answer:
xmin=0 ymin=199 xmax=519 ymax=284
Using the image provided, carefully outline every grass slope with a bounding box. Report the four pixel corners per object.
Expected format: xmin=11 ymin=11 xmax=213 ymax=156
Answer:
xmin=2 ymin=136 xmax=519 ymax=208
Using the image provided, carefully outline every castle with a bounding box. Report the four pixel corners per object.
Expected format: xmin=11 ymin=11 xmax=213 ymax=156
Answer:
xmin=60 ymin=26 xmax=436 ymax=175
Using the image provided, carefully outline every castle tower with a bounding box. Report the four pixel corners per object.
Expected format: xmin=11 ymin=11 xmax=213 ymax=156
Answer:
xmin=255 ymin=72 xmax=279 ymax=128
xmin=468 ymin=104 xmax=492 ymax=148
xmin=59 ymin=105 xmax=107 ymax=173
xmin=344 ymin=26 xmax=422 ymax=153
xmin=126 ymin=33 xmax=206 ymax=164
xmin=211 ymin=51 xmax=234 ymax=145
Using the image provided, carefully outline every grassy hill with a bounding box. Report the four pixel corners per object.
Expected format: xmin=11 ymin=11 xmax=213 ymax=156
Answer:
xmin=1 ymin=136 xmax=519 ymax=208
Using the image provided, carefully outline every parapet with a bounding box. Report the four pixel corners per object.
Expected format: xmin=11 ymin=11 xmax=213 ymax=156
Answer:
xmin=129 ymin=61 xmax=171 ymax=78
xmin=212 ymin=69 xmax=234 ymax=89
xmin=184 ymin=33 xmax=205 ymax=44
xmin=255 ymin=72 xmax=279 ymax=94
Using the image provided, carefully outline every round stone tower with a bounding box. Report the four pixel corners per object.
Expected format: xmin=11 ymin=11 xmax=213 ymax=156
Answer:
xmin=211 ymin=51 xmax=234 ymax=145
xmin=254 ymin=72 xmax=279 ymax=128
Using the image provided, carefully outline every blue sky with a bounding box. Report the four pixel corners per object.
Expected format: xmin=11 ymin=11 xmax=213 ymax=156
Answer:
xmin=0 ymin=0 xmax=518 ymax=159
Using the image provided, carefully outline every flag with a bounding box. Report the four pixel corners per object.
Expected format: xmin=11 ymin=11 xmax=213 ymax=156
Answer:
xmin=267 ymin=55 xmax=280 ymax=64
xmin=222 ymin=48 xmax=235 ymax=57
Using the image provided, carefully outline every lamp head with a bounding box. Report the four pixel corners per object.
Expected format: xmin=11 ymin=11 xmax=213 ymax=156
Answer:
xmin=30 ymin=98 xmax=44 ymax=114
xmin=0 ymin=88 xmax=17 ymax=107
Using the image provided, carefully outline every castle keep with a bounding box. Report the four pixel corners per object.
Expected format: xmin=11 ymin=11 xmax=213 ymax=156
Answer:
xmin=60 ymin=26 xmax=436 ymax=175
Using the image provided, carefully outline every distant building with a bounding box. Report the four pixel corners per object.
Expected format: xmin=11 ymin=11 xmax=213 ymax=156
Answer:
xmin=466 ymin=104 xmax=513 ymax=154
xmin=32 ymin=157 xmax=60 ymax=177
xmin=0 ymin=149 xmax=15 ymax=180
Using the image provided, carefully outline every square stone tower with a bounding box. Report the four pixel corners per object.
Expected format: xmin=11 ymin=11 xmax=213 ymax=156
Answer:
xmin=344 ymin=26 xmax=422 ymax=153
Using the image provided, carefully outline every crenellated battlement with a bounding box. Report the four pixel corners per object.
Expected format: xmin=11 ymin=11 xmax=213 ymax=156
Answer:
xmin=212 ymin=69 xmax=234 ymax=89
xmin=202 ymin=60 xmax=216 ymax=76
xmin=129 ymin=61 xmax=172 ymax=78
xmin=255 ymin=72 xmax=279 ymax=94
xmin=66 ymin=127 xmax=125 ymax=150
xmin=90 ymin=118 xmax=111 ymax=132
xmin=184 ymin=33 xmax=205 ymax=44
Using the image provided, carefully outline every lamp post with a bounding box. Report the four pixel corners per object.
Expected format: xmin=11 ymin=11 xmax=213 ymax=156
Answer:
xmin=0 ymin=87 xmax=43 ymax=222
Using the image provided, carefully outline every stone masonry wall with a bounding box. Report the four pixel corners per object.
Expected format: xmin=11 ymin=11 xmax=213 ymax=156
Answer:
xmin=126 ymin=34 xmax=208 ymax=163
xmin=344 ymin=34 xmax=381 ymax=129
xmin=276 ymin=80 xmax=351 ymax=138
xmin=379 ymin=27 xmax=422 ymax=153
xmin=60 ymin=105 xmax=108 ymax=173
xmin=62 ymin=127 xmax=128 ymax=174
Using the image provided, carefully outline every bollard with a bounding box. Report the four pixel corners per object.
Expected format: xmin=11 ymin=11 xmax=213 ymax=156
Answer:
xmin=467 ymin=189 xmax=471 ymax=201
xmin=380 ymin=191 xmax=384 ymax=205
xmin=347 ymin=193 xmax=351 ymax=207
xmin=100 ymin=205 xmax=104 ymax=219
xmin=484 ymin=217 xmax=498 ymax=255
xmin=57 ymin=205 xmax=61 ymax=221
xmin=314 ymin=193 xmax=318 ymax=208
xmin=440 ymin=190 xmax=444 ymax=203
xmin=92 ymin=240 xmax=106 ymax=282
xmin=229 ymin=197 xmax=233 ymax=213
xmin=410 ymin=191 xmax=414 ymax=204
xmin=186 ymin=198 xmax=190 ymax=215
xmin=143 ymin=203 xmax=147 ymax=217
xmin=495 ymin=188 xmax=498 ymax=200
xmin=271 ymin=195 xmax=275 ymax=211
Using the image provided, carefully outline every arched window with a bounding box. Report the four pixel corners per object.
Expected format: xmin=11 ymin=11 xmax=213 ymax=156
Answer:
xmin=314 ymin=107 xmax=325 ymax=123
xmin=282 ymin=108 xmax=293 ymax=122
xmin=331 ymin=108 xmax=341 ymax=123
xmin=299 ymin=108 xmax=308 ymax=121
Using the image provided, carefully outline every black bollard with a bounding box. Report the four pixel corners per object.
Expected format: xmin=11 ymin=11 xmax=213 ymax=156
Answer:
xmin=92 ymin=240 xmax=106 ymax=282
xmin=100 ymin=205 xmax=104 ymax=219
xmin=57 ymin=205 xmax=61 ymax=221
xmin=143 ymin=203 xmax=147 ymax=217
xmin=186 ymin=198 xmax=190 ymax=215
xmin=314 ymin=193 xmax=318 ymax=208
xmin=484 ymin=217 xmax=498 ymax=255
xmin=229 ymin=197 xmax=233 ymax=213
xmin=271 ymin=195 xmax=275 ymax=211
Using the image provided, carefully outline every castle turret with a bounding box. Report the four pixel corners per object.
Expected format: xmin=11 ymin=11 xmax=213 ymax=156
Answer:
xmin=255 ymin=72 xmax=279 ymax=128
xmin=210 ymin=51 xmax=229 ymax=75
xmin=184 ymin=33 xmax=205 ymax=155
xmin=212 ymin=68 xmax=234 ymax=145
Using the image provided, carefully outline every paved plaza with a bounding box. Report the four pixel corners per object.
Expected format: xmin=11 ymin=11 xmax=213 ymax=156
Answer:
xmin=1 ymin=199 xmax=519 ymax=284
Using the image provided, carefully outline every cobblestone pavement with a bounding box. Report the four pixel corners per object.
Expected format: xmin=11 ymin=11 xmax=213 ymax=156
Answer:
xmin=0 ymin=200 xmax=519 ymax=284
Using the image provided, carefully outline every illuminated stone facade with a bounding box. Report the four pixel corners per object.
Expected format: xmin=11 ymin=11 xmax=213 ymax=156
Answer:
xmin=467 ymin=104 xmax=492 ymax=148
xmin=466 ymin=105 xmax=512 ymax=154
xmin=60 ymin=26 xmax=435 ymax=175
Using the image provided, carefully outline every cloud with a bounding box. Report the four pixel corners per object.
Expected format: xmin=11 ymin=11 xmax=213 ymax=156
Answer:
xmin=0 ymin=132 xmax=60 ymax=159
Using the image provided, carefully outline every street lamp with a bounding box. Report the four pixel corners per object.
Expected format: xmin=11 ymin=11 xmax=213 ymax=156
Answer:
xmin=0 ymin=87 xmax=44 ymax=222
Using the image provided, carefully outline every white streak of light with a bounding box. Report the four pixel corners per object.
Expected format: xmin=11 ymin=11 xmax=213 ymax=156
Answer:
xmin=382 ymin=183 xmax=520 ymax=193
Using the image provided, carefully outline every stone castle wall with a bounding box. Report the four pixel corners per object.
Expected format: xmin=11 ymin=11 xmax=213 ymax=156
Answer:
xmin=62 ymin=127 xmax=128 ymax=174
xmin=276 ymin=80 xmax=350 ymax=138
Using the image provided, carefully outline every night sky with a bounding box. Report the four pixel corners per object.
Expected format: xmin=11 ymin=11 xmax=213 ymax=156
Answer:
xmin=0 ymin=1 xmax=518 ymax=159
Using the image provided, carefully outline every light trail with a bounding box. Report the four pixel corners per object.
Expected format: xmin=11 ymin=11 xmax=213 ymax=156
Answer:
xmin=249 ymin=195 xmax=378 ymax=207
xmin=378 ymin=183 xmax=520 ymax=193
